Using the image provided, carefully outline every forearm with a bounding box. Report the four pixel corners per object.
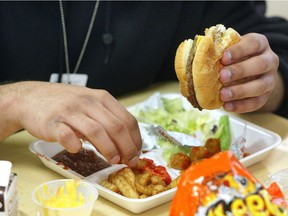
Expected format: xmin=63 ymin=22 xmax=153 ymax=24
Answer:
xmin=0 ymin=82 xmax=23 ymax=141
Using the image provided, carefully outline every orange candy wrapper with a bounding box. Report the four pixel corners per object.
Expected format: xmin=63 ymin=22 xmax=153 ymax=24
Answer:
xmin=170 ymin=151 xmax=287 ymax=216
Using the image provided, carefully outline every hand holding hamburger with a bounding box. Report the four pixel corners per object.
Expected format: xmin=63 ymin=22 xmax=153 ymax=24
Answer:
xmin=175 ymin=24 xmax=282 ymax=113
xmin=174 ymin=24 xmax=241 ymax=110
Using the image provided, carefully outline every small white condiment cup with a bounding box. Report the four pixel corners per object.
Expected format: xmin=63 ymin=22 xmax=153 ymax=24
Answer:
xmin=32 ymin=179 xmax=98 ymax=216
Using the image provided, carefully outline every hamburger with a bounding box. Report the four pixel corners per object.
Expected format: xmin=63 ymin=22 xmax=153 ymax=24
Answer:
xmin=174 ymin=24 xmax=241 ymax=110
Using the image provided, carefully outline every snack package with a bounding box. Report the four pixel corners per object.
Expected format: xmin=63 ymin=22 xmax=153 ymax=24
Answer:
xmin=170 ymin=151 xmax=287 ymax=216
xmin=266 ymin=182 xmax=287 ymax=207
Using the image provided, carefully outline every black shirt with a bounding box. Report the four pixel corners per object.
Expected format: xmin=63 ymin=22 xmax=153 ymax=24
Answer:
xmin=1 ymin=1 xmax=288 ymax=116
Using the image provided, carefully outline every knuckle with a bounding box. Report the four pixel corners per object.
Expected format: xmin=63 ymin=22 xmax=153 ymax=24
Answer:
xmin=78 ymin=94 xmax=96 ymax=106
xmin=263 ymin=72 xmax=276 ymax=91
xmin=78 ymin=90 xmax=111 ymax=105
xmin=126 ymin=114 xmax=139 ymax=129
xmin=258 ymin=55 xmax=270 ymax=72
xmin=124 ymin=115 xmax=142 ymax=148
xmin=262 ymin=52 xmax=279 ymax=73
xmin=258 ymin=80 xmax=268 ymax=94
xmin=86 ymin=124 xmax=103 ymax=137
xmin=258 ymin=34 xmax=268 ymax=45
xmin=96 ymin=89 xmax=111 ymax=103
xmin=233 ymin=86 xmax=245 ymax=99
xmin=255 ymin=96 xmax=267 ymax=109
xmin=111 ymin=121 xmax=126 ymax=134
xmin=58 ymin=131 xmax=82 ymax=153
xmin=230 ymin=64 xmax=245 ymax=80
xmin=272 ymin=52 xmax=280 ymax=68
xmin=256 ymin=95 xmax=264 ymax=105
xmin=232 ymin=98 xmax=261 ymax=113
xmin=249 ymin=33 xmax=267 ymax=50
xmin=58 ymin=129 xmax=74 ymax=142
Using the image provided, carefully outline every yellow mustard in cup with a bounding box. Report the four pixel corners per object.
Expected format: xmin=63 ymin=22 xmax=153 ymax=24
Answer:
xmin=32 ymin=179 xmax=98 ymax=216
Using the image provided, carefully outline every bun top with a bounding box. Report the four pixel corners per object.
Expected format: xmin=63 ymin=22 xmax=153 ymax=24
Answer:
xmin=205 ymin=25 xmax=241 ymax=58
xmin=192 ymin=36 xmax=223 ymax=109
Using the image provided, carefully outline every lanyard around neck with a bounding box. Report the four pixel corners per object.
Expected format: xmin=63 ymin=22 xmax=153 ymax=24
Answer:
xmin=59 ymin=0 xmax=100 ymax=82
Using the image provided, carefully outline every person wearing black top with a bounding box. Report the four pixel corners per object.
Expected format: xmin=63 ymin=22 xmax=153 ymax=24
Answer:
xmin=0 ymin=1 xmax=287 ymax=166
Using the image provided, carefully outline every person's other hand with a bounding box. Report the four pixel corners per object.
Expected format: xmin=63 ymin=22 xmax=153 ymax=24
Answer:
xmin=9 ymin=81 xmax=142 ymax=166
xmin=220 ymin=33 xmax=281 ymax=113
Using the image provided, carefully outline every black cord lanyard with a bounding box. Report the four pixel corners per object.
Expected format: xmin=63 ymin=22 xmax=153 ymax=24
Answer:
xmin=59 ymin=0 xmax=100 ymax=83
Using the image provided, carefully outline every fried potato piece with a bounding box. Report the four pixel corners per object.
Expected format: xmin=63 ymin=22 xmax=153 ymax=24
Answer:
xmin=108 ymin=172 xmax=117 ymax=182
xmin=139 ymin=194 xmax=149 ymax=199
xmin=118 ymin=167 xmax=137 ymax=191
xmin=136 ymin=171 xmax=151 ymax=186
xmin=101 ymin=158 xmax=175 ymax=199
xmin=136 ymin=158 xmax=148 ymax=170
xmin=151 ymin=175 xmax=167 ymax=186
xmin=167 ymin=176 xmax=180 ymax=190
xmin=135 ymin=180 xmax=166 ymax=196
xmin=100 ymin=180 xmax=119 ymax=193
xmin=151 ymin=184 xmax=167 ymax=196
xmin=110 ymin=174 xmax=139 ymax=198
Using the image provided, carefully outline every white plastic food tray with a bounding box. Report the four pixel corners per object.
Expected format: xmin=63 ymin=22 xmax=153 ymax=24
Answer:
xmin=29 ymin=93 xmax=281 ymax=213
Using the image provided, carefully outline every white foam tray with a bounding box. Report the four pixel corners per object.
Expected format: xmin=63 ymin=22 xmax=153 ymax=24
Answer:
xmin=29 ymin=93 xmax=281 ymax=213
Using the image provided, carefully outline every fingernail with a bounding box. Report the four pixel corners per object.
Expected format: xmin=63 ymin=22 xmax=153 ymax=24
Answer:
xmin=220 ymin=88 xmax=233 ymax=101
xmin=223 ymin=51 xmax=232 ymax=63
xmin=224 ymin=102 xmax=234 ymax=111
xmin=129 ymin=156 xmax=139 ymax=167
xmin=220 ymin=68 xmax=231 ymax=83
xmin=138 ymin=149 xmax=142 ymax=156
xmin=110 ymin=155 xmax=120 ymax=164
